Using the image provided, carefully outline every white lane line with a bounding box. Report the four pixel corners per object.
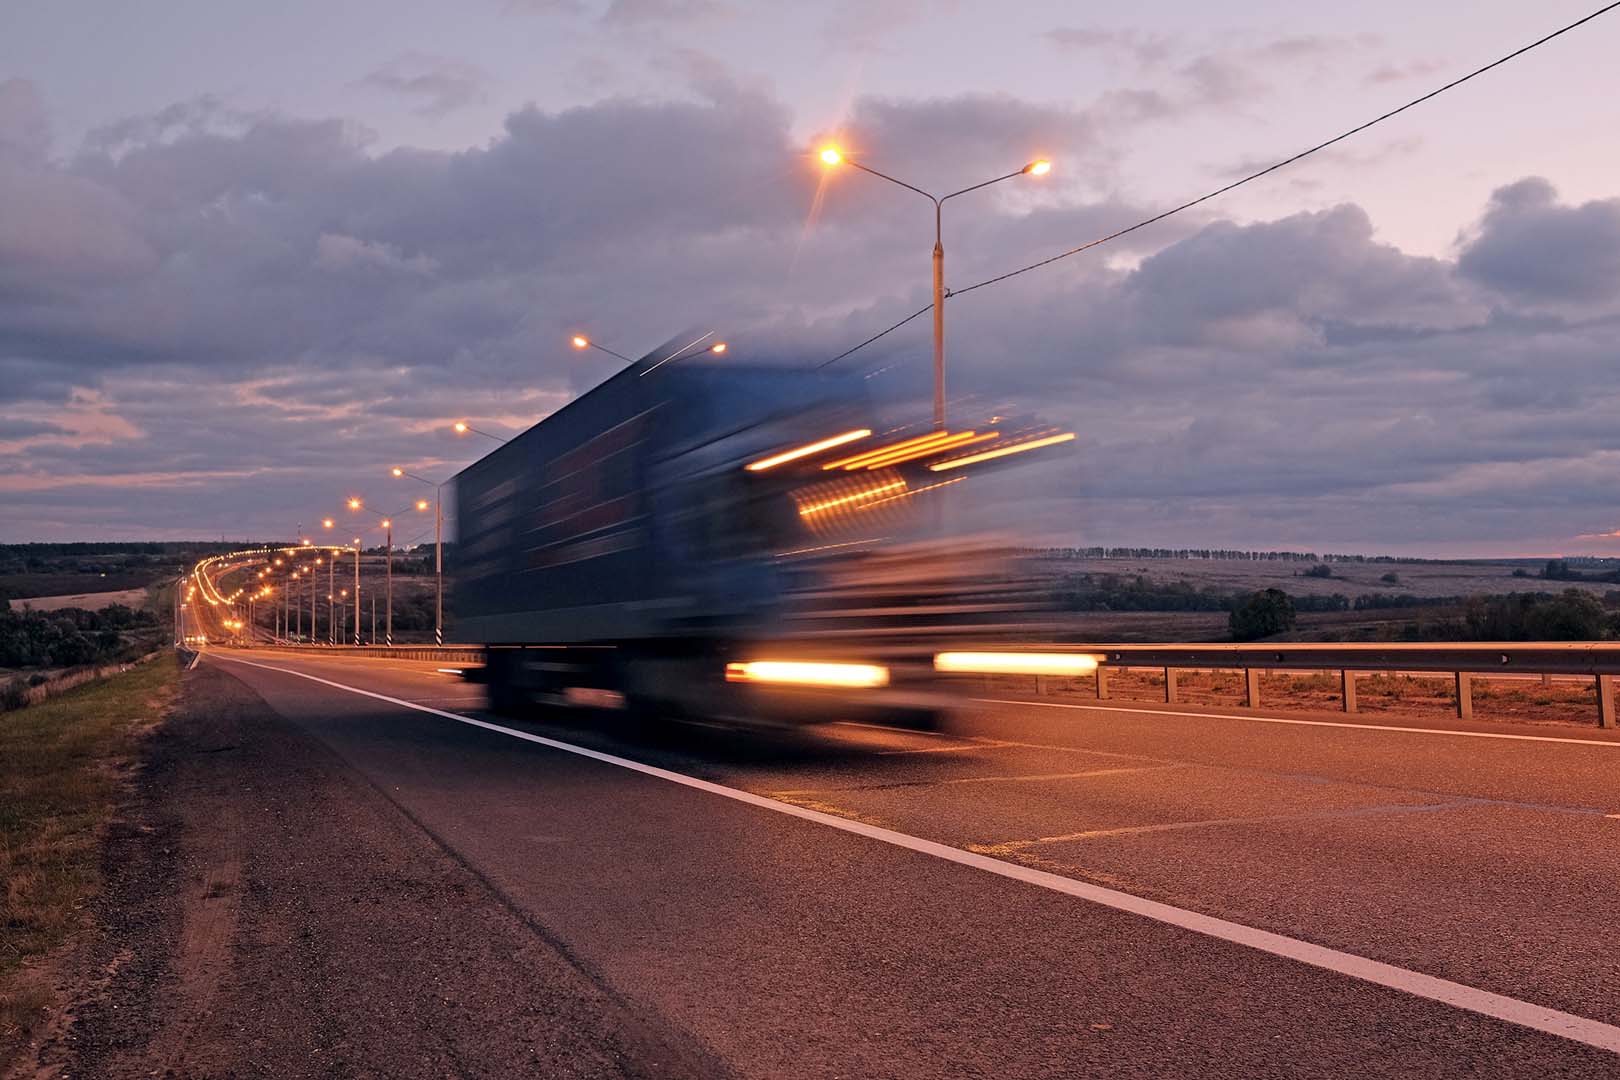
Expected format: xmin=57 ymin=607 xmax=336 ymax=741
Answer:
xmin=975 ymin=697 xmax=1620 ymax=748
xmin=211 ymin=654 xmax=1620 ymax=1055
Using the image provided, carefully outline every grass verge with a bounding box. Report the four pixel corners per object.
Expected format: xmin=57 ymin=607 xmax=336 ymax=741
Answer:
xmin=0 ymin=651 xmax=179 ymax=1041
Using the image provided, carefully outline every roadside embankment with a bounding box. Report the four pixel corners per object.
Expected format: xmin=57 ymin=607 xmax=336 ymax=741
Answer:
xmin=0 ymin=652 xmax=179 ymax=1051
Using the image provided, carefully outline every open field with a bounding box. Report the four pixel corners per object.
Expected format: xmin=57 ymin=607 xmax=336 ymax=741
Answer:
xmin=1039 ymin=555 xmax=1613 ymax=600
xmin=11 ymin=588 xmax=152 ymax=613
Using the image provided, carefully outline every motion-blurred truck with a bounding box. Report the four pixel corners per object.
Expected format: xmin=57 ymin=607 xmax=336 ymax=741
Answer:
xmin=453 ymin=340 xmax=1073 ymax=724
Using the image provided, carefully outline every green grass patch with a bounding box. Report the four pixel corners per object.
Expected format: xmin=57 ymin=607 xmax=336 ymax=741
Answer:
xmin=0 ymin=652 xmax=178 ymax=1038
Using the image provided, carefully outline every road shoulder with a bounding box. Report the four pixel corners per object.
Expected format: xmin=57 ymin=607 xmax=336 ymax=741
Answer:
xmin=21 ymin=661 xmax=729 ymax=1079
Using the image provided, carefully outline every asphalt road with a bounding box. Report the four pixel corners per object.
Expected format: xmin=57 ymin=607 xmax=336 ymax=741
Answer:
xmin=139 ymin=618 xmax=1620 ymax=1079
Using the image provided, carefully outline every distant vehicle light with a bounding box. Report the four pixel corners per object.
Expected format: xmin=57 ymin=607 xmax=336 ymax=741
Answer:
xmin=935 ymin=651 xmax=1101 ymax=676
xmin=725 ymin=660 xmax=889 ymax=688
xmin=746 ymin=429 xmax=872 ymax=472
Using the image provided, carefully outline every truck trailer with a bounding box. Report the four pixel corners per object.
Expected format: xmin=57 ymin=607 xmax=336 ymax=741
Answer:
xmin=453 ymin=345 xmax=1068 ymax=723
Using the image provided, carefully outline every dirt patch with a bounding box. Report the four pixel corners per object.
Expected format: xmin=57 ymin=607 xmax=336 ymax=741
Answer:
xmin=13 ymin=662 xmax=729 ymax=1079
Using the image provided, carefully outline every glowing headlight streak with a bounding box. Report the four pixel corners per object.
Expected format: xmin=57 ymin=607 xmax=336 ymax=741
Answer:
xmin=855 ymin=474 xmax=965 ymax=510
xmin=934 ymin=652 xmax=1102 ymax=676
xmin=928 ymin=431 xmax=1077 ymax=471
xmin=725 ymin=660 xmax=889 ymax=688
xmin=745 ymin=429 xmax=872 ymax=472
xmin=856 ymin=430 xmax=998 ymax=469
xmin=796 ymin=478 xmax=906 ymax=516
xmin=822 ymin=430 xmax=959 ymax=471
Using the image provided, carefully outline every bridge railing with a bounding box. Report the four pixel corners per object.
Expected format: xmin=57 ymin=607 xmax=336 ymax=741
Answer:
xmin=973 ymin=642 xmax=1620 ymax=728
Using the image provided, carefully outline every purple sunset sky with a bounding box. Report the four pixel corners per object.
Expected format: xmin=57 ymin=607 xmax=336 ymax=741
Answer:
xmin=3 ymin=0 xmax=1620 ymax=555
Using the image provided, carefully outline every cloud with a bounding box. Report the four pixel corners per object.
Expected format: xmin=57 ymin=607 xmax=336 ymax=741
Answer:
xmin=4 ymin=80 xmax=1620 ymax=552
xmin=1456 ymin=178 xmax=1620 ymax=307
xmin=314 ymin=232 xmax=438 ymax=276
xmin=359 ymin=54 xmax=491 ymax=116
xmin=601 ymin=0 xmax=728 ymax=26
xmin=1364 ymin=58 xmax=1444 ymax=85
xmin=0 ymin=78 xmax=50 ymax=164
xmin=1042 ymin=27 xmax=1173 ymax=66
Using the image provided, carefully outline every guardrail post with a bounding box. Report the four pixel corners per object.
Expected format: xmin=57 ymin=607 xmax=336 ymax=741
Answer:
xmin=1096 ymin=665 xmax=1110 ymax=700
xmin=1244 ymin=667 xmax=1260 ymax=708
xmin=1597 ymin=674 xmax=1615 ymax=729
xmin=1164 ymin=666 xmax=1177 ymax=704
xmin=1455 ymin=672 xmax=1473 ymax=720
xmin=1035 ymin=674 xmax=1048 ymax=696
xmin=1341 ymin=669 xmax=1357 ymax=713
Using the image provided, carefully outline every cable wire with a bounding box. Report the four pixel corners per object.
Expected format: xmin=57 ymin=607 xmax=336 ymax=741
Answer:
xmin=817 ymin=302 xmax=935 ymax=369
xmin=827 ymin=0 xmax=1620 ymax=363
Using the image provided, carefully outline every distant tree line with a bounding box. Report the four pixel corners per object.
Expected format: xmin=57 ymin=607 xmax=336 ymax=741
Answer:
xmin=0 ymin=603 xmax=159 ymax=669
xmin=1054 ymin=572 xmax=1620 ymax=643
xmin=1038 ymin=547 xmax=1425 ymax=563
xmin=1539 ymin=559 xmax=1620 ymax=584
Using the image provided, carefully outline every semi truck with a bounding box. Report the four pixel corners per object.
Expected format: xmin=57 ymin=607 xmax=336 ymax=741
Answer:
xmin=453 ymin=342 xmax=1071 ymax=723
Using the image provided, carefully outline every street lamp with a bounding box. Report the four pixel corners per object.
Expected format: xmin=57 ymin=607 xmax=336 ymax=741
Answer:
xmin=819 ymin=145 xmax=1051 ymax=428
xmin=570 ymin=334 xmax=635 ymax=363
xmin=351 ymin=538 xmax=362 ymax=645
xmin=452 ymin=421 xmax=508 ymax=445
xmin=348 ymin=498 xmax=410 ymax=646
xmin=392 ymin=466 xmax=446 ymax=646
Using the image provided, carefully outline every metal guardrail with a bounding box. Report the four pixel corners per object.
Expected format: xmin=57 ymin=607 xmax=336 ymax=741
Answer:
xmin=995 ymin=642 xmax=1620 ymax=728
xmin=221 ymin=643 xmax=483 ymax=664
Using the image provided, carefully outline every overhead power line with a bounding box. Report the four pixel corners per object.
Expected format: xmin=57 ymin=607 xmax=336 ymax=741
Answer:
xmin=825 ymin=0 xmax=1620 ymax=367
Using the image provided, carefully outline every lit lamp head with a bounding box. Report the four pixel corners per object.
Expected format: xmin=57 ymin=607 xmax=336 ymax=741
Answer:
xmin=416 ymin=500 xmax=429 ymax=512
xmin=391 ymin=467 xmax=403 ymax=477
xmin=572 ymin=335 xmax=589 ymax=349
xmin=1022 ymin=159 xmax=1052 ymax=176
xmin=453 ymin=422 xmax=468 ymax=434
xmin=348 ymin=497 xmax=362 ymax=510
xmin=819 ymin=146 xmax=842 ymax=166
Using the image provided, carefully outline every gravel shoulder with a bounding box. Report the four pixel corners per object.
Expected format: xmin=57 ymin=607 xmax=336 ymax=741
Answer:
xmin=18 ymin=662 xmax=728 ymax=1080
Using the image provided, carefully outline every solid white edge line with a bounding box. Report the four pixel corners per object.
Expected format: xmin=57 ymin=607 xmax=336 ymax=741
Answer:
xmin=974 ymin=697 xmax=1620 ymax=748
xmin=210 ymin=654 xmax=1620 ymax=1055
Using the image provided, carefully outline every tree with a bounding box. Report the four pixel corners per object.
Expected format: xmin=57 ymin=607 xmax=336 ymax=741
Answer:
xmin=1229 ymin=589 xmax=1296 ymax=641
xmin=1524 ymin=589 xmax=1606 ymax=640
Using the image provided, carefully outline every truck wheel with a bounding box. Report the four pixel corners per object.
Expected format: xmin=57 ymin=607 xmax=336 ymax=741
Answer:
xmin=485 ymin=652 xmax=526 ymax=716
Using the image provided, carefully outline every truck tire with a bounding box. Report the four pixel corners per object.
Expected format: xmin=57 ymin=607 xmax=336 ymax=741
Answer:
xmin=485 ymin=651 xmax=526 ymax=716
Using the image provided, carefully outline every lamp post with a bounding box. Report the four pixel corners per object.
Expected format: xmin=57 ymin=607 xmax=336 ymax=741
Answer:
xmin=352 ymin=538 xmax=362 ymax=646
xmin=393 ymin=468 xmax=445 ymax=646
xmin=570 ymin=334 xmax=727 ymax=372
xmin=452 ymin=420 xmax=509 ymax=445
xmin=321 ymin=520 xmax=338 ymax=646
xmin=348 ymin=499 xmax=398 ymax=645
xmin=569 ymin=334 xmax=635 ymax=363
xmin=818 ymin=146 xmax=1050 ymax=428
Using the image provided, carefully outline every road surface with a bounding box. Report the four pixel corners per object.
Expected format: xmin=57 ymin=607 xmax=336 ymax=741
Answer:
xmin=78 ymin=611 xmax=1619 ymax=1079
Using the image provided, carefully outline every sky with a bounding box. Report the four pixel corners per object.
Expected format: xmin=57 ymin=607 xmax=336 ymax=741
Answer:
xmin=3 ymin=0 xmax=1620 ymax=555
